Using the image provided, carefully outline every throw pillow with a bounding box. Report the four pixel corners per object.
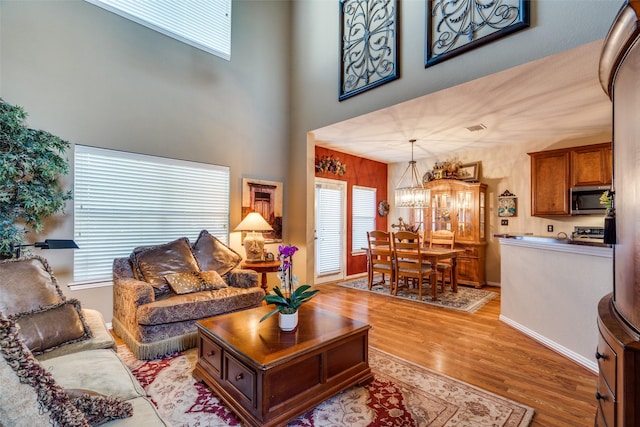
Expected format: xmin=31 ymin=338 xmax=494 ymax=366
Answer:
xmin=0 ymin=256 xmax=65 ymax=316
xmin=0 ymin=313 xmax=132 ymax=427
xmin=12 ymin=299 xmax=92 ymax=355
xmin=165 ymin=270 xmax=228 ymax=294
xmin=191 ymin=229 xmax=242 ymax=275
xmin=131 ymin=237 xmax=201 ymax=297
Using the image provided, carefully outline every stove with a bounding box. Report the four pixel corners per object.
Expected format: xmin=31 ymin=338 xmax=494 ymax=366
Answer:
xmin=572 ymin=226 xmax=605 ymax=242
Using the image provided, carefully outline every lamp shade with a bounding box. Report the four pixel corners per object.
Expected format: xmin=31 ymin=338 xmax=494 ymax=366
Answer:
xmin=234 ymin=212 xmax=273 ymax=262
xmin=234 ymin=212 xmax=273 ymax=232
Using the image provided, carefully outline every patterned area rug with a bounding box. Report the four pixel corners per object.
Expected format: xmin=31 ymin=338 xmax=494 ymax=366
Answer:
xmin=117 ymin=345 xmax=534 ymax=426
xmin=338 ymin=276 xmax=498 ymax=312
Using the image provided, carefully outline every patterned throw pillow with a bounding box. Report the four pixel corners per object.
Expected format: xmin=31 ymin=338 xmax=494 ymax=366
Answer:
xmin=191 ymin=230 xmax=242 ymax=275
xmin=0 ymin=313 xmax=133 ymax=427
xmin=165 ymin=270 xmax=228 ymax=294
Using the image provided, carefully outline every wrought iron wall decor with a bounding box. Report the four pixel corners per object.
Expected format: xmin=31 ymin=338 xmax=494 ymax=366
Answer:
xmin=339 ymin=0 xmax=399 ymax=101
xmin=425 ymin=0 xmax=530 ymax=68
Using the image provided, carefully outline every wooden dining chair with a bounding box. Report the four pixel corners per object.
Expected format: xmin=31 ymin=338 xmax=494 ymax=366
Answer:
xmin=366 ymin=231 xmax=394 ymax=293
xmin=429 ymin=230 xmax=456 ymax=291
xmin=392 ymin=231 xmax=436 ymax=301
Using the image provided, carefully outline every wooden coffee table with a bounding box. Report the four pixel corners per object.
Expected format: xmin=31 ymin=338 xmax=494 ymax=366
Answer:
xmin=193 ymin=304 xmax=372 ymax=427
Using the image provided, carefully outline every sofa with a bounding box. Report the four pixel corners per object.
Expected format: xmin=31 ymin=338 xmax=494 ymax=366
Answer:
xmin=112 ymin=230 xmax=264 ymax=360
xmin=0 ymin=256 xmax=169 ymax=426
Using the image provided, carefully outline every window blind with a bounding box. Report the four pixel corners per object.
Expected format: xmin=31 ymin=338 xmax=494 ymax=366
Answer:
xmin=352 ymin=186 xmax=376 ymax=252
xmin=73 ymin=145 xmax=230 ymax=283
xmin=315 ymin=185 xmax=342 ymax=276
xmin=85 ymin=0 xmax=232 ymax=60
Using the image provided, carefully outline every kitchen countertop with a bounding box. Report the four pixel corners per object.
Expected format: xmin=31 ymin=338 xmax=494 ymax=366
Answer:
xmin=494 ymin=233 xmax=612 ymax=248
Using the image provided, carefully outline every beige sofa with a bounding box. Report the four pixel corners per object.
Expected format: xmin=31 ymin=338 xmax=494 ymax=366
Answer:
xmin=113 ymin=230 xmax=264 ymax=360
xmin=0 ymin=256 xmax=169 ymax=426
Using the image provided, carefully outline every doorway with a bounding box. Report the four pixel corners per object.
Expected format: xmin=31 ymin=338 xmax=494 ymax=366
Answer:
xmin=314 ymin=178 xmax=346 ymax=284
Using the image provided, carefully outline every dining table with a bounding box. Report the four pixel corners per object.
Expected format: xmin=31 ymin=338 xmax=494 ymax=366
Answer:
xmin=363 ymin=246 xmax=464 ymax=301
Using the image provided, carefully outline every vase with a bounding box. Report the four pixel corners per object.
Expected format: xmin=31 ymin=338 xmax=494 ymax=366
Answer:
xmin=278 ymin=311 xmax=298 ymax=332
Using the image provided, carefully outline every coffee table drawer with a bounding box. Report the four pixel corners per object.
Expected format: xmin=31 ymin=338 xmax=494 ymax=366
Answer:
xmin=225 ymin=354 xmax=256 ymax=405
xmin=200 ymin=336 xmax=222 ymax=376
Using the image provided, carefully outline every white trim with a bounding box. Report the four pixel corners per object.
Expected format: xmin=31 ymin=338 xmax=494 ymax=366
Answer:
xmin=500 ymin=314 xmax=597 ymax=374
xmin=68 ymin=280 xmax=113 ymax=291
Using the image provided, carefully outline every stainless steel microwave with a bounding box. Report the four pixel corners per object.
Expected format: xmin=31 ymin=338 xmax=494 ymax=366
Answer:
xmin=570 ymin=185 xmax=610 ymax=215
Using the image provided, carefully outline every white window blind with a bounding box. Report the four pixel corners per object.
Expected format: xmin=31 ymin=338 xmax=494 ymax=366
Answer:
xmin=73 ymin=145 xmax=230 ymax=283
xmin=85 ymin=0 xmax=232 ymax=60
xmin=352 ymin=186 xmax=376 ymax=252
xmin=315 ymin=184 xmax=342 ymax=276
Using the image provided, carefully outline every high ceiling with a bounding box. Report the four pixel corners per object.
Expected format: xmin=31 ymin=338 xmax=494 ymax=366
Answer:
xmin=311 ymin=40 xmax=612 ymax=164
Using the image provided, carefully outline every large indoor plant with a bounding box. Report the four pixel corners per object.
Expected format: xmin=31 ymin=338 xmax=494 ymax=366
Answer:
xmin=260 ymin=245 xmax=319 ymax=331
xmin=0 ymin=98 xmax=72 ymax=258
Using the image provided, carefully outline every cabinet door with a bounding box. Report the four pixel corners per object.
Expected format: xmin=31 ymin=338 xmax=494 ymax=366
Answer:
xmin=431 ymin=192 xmax=453 ymax=232
xmin=572 ymin=144 xmax=612 ymax=187
xmin=456 ymin=190 xmax=475 ymax=242
xmin=530 ymin=151 xmax=570 ymax=216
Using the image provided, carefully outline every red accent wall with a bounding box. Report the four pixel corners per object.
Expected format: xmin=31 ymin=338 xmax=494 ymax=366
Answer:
xmin=315 ymin=146 xmax=388 ymax=276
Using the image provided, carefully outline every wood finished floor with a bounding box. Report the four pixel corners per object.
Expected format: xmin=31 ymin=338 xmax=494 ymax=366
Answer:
xmin=112 ymin=279 xmax=597 ymax=426
xmin=310 ymin=279 xmax=597 ymax=427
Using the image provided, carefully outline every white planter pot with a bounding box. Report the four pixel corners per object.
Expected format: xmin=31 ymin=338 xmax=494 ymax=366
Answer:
xmin=278 ymin=311 xmax=298 ymax=332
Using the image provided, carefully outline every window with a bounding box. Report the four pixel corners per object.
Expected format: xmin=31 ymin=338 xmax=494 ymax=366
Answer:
xmin=352 ymin=186 xmax=376 ymax=252
xmin=73 ymin=145 xmax=230 ymax=283
xmin=85 ymin=0 xmax=232 ymax=60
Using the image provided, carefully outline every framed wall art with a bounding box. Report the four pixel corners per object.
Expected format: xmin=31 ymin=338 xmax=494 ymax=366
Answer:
xmin=339 ymin=0 xmax=399 ymax=101
xmin=498 ymin=190 xmax=517 ymax=217
xmin=241 ymin=178 xmax=283 ymax=243
xmin=458 ymin=162 xmax=480 ymax=182
xmin=425 ymin=0 xmax=530 ymax=68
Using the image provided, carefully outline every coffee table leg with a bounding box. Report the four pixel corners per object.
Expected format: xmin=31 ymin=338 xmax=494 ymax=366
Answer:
xmin=260 ymin=273 xmax=268 ymax=294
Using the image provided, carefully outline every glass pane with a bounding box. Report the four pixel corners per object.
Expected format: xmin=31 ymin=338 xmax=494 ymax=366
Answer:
xmin=457 ymin=191 xmax=473 ymax=239
xmin=431 ymin=193 xmax=452 ymax=231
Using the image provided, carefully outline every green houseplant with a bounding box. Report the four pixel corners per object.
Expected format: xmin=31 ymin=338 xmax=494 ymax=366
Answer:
xmin=0 ymin=98 xmax=72 ymax=258
xmin=260 ymin=245 xmax=319 ymax=330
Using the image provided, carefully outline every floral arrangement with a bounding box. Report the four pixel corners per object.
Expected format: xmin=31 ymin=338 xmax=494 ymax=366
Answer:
xmin=315 ymin=155 xmax=346 ymax=176
xmin=259 ymin=245 xmax=319 ymax=322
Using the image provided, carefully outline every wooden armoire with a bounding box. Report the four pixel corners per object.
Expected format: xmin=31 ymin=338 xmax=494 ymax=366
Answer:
xmin=595 ymin=2 xmax=640 ymax=426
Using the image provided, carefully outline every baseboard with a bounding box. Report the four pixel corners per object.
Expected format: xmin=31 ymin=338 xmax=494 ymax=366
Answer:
xmin=499 ymin=314 xmax=597 ymax=374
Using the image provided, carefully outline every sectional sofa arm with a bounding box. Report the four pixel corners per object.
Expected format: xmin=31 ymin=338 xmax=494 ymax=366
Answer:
xmin=226 ymin=268 xmax=260 ymax=289
xmin=113 ymin=278 xmax=156 ymax=307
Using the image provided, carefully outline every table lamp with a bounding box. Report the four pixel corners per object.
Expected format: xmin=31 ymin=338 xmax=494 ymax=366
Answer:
xmin=234 ymin=212 xmax=273 ymax=262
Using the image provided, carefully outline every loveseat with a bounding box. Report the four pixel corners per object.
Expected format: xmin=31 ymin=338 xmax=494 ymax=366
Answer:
xmin=0 ymin=256 xmax=169 ymax=426
xmin=112 ymin=230 xmax=264 ymax=360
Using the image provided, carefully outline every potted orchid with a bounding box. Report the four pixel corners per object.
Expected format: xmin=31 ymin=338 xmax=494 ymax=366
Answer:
xmin=259 ymin=244 xmax=319 ymax=331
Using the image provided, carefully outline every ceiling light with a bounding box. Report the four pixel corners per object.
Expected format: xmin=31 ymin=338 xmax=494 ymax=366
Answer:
xmin=394 ymin=139 xmax=430 ymax=208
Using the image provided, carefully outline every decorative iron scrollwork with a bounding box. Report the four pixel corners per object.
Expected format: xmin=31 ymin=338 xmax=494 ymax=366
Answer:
xmin=339 ymin=0 xmax=399 ymax=101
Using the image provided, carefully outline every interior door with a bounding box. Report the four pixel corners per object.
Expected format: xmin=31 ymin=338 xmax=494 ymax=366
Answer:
xmin=314 ymin=178 xmax=346 ymax=284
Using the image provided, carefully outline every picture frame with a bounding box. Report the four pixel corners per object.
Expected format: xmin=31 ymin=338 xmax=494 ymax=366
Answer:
xmin=339 ymin=0 xmax=399 ymax=101
xmin=498 ymin=190 xmax=517 ymax=217
xmin=425 ymin=0 xmax=530 ymax=68
xmin=241 ymin=178 xmax=283 ymax=243
xmin=458 ymin=162 xmax=480 ymax=182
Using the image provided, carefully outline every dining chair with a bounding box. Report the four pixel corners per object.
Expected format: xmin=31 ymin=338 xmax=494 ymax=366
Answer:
xmin=429 ymin=230 xmax=456 ymax=291
xmin=392 ymin=231 xmax=436 ymax=301
xmin=366 ymin=231 xmax=394 ymax=293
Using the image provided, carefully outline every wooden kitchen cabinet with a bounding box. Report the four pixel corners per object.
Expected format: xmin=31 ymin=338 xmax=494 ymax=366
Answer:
xmin=424 ymin=180 xmax=486 ymax=287
xmin=529 ymin=149 xmax=571 ymax=216
xmin=529 ymin=142 xmax=612 ymax=217
xmin=572 ymin=143 xmax=613 ymax=187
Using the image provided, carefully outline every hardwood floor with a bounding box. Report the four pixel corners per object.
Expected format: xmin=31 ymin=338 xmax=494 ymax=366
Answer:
xmin=309 ymin=279 xmax=597 ymax=427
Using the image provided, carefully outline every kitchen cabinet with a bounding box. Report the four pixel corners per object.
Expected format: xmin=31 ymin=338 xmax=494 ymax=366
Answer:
xmin=424 ymin=180 xmax=486 ymax=288
xmin=528 ymin=142 xmax=612 ymax=217
xmin=572 ymin=143 xmax=613 ymax=187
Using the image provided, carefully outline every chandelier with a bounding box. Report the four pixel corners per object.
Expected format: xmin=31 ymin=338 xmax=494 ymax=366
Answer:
xmin=394 ymin=139 xmax=430 ymax=208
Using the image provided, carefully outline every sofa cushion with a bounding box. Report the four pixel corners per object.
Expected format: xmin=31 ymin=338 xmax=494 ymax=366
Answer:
xmin=13 ymin=299 xmax=92 ymax=355
xmin=131 ymin=237 xmax=201 ymax=297
xmin=136 ymin=287 xmax=265 ymax=325
xmin=0 ymin=256 xmax=65 ymax=316
xmin=0 ymin=312 xmax=132 ymax=427
xmin=165 ymin=270 xmax=228 ymax=294
xmin=191 ymin=230 xmax=242 ymax=275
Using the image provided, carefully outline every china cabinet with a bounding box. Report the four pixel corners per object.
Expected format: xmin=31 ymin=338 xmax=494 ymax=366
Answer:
xmin=424 ymin=180 xmax=486 ymax=288
xmin=595 ymin=2 xmax=640 ymax=426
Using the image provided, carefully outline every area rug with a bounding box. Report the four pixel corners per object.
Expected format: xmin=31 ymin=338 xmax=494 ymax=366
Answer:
xmin=117 ymin=345 xmax=534 ymax=426
xmin=338 ymin=276 xmax=498 ymax=313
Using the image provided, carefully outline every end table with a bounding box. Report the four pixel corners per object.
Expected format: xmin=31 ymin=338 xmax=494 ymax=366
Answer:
xmin=241 ymin=260 xmax=280 ymax=293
